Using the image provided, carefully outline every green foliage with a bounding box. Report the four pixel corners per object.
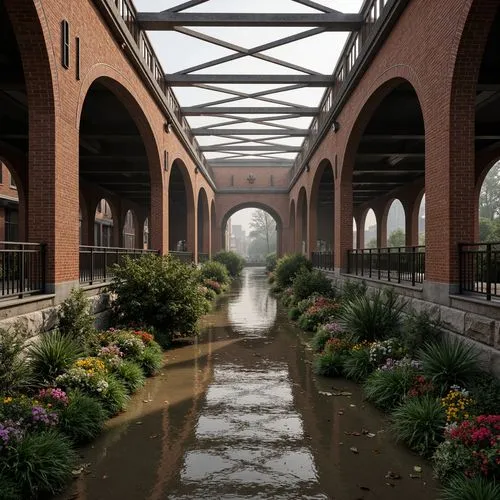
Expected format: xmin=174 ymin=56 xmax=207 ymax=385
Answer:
xmin=310 ymin=328 xmax=331 ymax=353
xmin=99 ymin=375 xmax=129 ymax=416
xmin=0 ymin=472 xmax=21 ymax=500
xmin=114 ymin=360 xmax=146 ymax=394
xmin=274 ymin=253 xmax=312 ymax=289
xmin=108 ymin=254 xmax=210 ymax=345
xmin=439 ymin=476 xmax=500 ymax=500
xmin=6 ymin=430 xmax=75 ymax=497
xmin=341 ymin=280 xmax=367 ymax=303
xmin=312 ymin=351 xmax=345 ymax=377
xmin=58 ymin=390 xmax=106 ymax=444
xmin=212 ymin=251 xmax=245 ymax=277
xmin=0 ymin=325 xmax=32 ymax=395
xmin=479 ymin=161 xmax=500 ymax=221
xmin=265 ymin=253 xmax=277 ymax=272
xmin=287 ymin=307 xmax=301 ymax=321
xmin=363 ymin=365 xmax=417 ymax=410
xmin=402 ymin=310 xmax=442 ymax=357
xmin=419 ymin=338 xmax=480 ymax=392
xmin=388 ymin=228 xmax=406 ymax=247
xmin=433 ymin=440 xmax=475 ymax=482
xmin=292 ymin=267 xmax=333 ymax=301
xmin=298 ymin=313 xmax=317 ymax=332
xmin=468 ymin=372 xmax=500 ymax=415
xmin=392 ymin=396 xmax=446 ymax=456
xmin=28 ymin=330 xmax=82 ymax=385
xmin=366 ymin=238 xmax=377 ymax=248
xmin=343 ymin=348 xmax=373 ymax=382
xmin=199 ymin=260 xmax=230 ymax=285
xmin=338 ymin=289 xmax=407 ymax=342
xmin=139 ymin=344 xmax=163 ymax=376
xmin=57 ymin=288 xmax=95 ymax=343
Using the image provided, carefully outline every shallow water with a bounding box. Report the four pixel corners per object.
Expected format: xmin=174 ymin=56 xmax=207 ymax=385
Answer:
xmin=60 ymin=267 xmax=438 ymax=500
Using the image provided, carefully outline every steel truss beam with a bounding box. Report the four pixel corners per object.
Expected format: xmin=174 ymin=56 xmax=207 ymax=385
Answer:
xmin=191 ymin=128 xmax=309 ymax=136
xmin=168 ymin=75 xmax=332 ymax=86
xmin=182 ymin=106 xmax=317 ymax=115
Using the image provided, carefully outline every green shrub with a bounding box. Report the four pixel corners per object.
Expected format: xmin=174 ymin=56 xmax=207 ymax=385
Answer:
xmin=58 ymin=390 xmax=106 ymax=444
xmin=7 ymin=430 xmax=75 ymax=497
xmin=292 ymin=267 xmax=333 ymax=301
xmin=392 ymin=395 xmax=446 ymax=456
xmin=338 ymin=289 xmax=407 ymax=342
xmin=0 ymin=325 xmax=32 ymax=395
xmin=213 ymin=251 xmax=245 ymax=277
xmin=341 ymin=279 xmax=367 ymax=302
xmin=114 ymin=360 xmax=146 ymax=394
xmin=468 ymin=372 xmax=500 ymax=415
xmin=274 ymin=253 xmax=312 ymax=289
xmin=99 ymin=375 xmax=129 ymax=416
xmin=313 ymin=351 xmax=345 ymax=377
xmin=139 ymin=344 xmax=163 ymax=376
xmin=419 ymin=338 xmax=480 ymax=392
xmin=298 ymin=313 xmax=317 ymax=332
xmin=310 ymin=328 xmax=332 ymax=353
xmin=108 ymin=254 xmax=210 ymax=346
xmin=29 ymin=330 xmax=82 ymax=385
xmin=363 ymin=365 xmax=417 ymax=410
xmin=288 ymin=307 xmax=301 ymax=321
xmin=57 ymin=287 xmax=95 ymax=343
xmin=439 ymin=476 xmax=500 ymax=500
xmin=343 ymin=348 xmax=373 ymax=382
xmin=402 ymin=310 xmax=442 ymax=356
xmin=199 ymin=260 xmax=230 ymax=284
xmin=0 ymin=472 xmax=21 ymax=500
xmin=265 ymin=252 xmax=277 ymax=272
xmin=433 ymin=440 xmax=475 ymax=481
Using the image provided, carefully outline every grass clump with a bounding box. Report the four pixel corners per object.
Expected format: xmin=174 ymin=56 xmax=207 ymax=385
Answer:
xmin=114 ymin=360 xmax=146 ymax=394
xmin=274 ymin=253 xmax=312 ymax=289
xmin=292 ymin=267 xmax=333 ymax=301
xmin=0 ymin=325 xmax=32 ymax=395
xmin=199 ymin=260 xmax=230 ymax=285
xmin=343 ymin=347 xmax=373 ymax=382
xmin=99 ymin=375 xmax=129 ymax=416
xmin=139 ymin=343 xmax=164 ymax=376
xmin=287 ymin=307 xmax=301 ymax=321
xmin=439 ymin=476 xmax=500 ymax=500
xmin=312 ymin=351 xmax=345 ymax=377
xmin=392 ymin=395 xmax=446 ymax=457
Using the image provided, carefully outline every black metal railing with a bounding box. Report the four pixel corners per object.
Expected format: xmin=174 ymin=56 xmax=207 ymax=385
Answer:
xmin=312 ymin=251 xmax=334 ymax=270
xmin=459 ymin=242 xmax=500 ymax=300
xmin=347 ymin=246 xmax=425 ymax=286
xmin=198 ymin=253 xmax=209 ymax=263
xmin=79 ymin=246 xmax=157 ymax=285
xmin=169 ymin=251 xmax=194 ymax=264
xmin=0 ymin=242 xmax=46 ymax=299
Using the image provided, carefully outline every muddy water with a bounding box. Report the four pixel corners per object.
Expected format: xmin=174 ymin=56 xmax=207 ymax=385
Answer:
xmin=61 ymin=268 xmax=438 ymax=500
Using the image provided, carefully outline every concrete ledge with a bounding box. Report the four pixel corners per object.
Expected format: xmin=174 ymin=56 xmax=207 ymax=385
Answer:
xmin=0 ymin=294 xmax=56 ymax=320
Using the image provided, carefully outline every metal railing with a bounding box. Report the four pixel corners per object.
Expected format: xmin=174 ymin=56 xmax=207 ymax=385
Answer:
xmin=0 ymin=242 xmax=46 ymax=299
xmin=347 ymin=246 xmax=425 ymax=286
xmin=198 ymin=253 xmax=209 ymax=263
xmin=79 ymin=245 xmax=157 ymax=285
xmin=459 ymin=242 xmax=500 ymax=300
xmin=312 ymin=251 xmax=334 ymax=270
xmin=169 ymin=251 xmax=194 ymax=264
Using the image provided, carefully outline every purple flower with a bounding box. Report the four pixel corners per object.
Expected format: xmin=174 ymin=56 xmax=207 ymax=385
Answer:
xmin=0 ymin=421 xmax=23 ymax=449
xmin=31 ymin=406 xmax=58 ymax=426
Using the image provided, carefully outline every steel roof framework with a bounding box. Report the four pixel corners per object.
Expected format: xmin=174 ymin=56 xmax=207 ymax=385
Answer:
xmin=136 ymin=0 xmax=362 ymax=166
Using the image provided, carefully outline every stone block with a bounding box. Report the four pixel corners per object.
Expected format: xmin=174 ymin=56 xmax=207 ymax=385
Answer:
xmin=464 ymin=313 xmax=495 ymax=346
xmin=440 ymin=306 xmax=465 ymax=334
xmin=94 ymin=310 xmax=112 ymax=330
xmin=410 ymin=298 xmax=440 ymax=321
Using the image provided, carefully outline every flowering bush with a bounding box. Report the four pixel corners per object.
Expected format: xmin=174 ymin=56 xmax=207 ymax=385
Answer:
xmin=31 ymin=405 xmax=58 ymax=428
xmin=131 ymin=330 xmax=155 ymax=345
xmin=408 ymin=374 xmax=435 ymax=398
xmin=324 ymin=337 xmax=351 ymax=355
xmin=0 ymin=421 xmax=23 ymax=451
xmin=56 ymin=367 xmax=109 ymax=396
xmin=97 ymin=344 xmax=124 ymax=369
xmin=379 ymin=356 xmax=422 ymax=372
xmin=322 ymin=322 xmax=344 ymax=337
xmin=204 ymin=279 xmax=222 ymax=294
xmin=299 ymin=297 xmax=341 ymax=331
xmin=441 ymin=386 xmax=475 ymax=423
xmin=75 ymin=357 xmax=107 ymax=375
xmin=38 ymin=387 xmax=69 ymax=408
xmin=369 ymin=338 xmax=405 ymax=365
xmin=110 ymin=331 xmax=145 ymax=358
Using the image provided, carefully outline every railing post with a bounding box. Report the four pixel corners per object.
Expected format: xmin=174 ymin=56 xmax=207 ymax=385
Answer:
xmin=19 ymin=244 xmax=25 ymax=297
xmin=368 ymin=248 xmax=372 ymax=278
xmin=378 ymin=250 xmax=381 ymax=280
xmin=486 ymin=243 xmax=492 ymax=301
xmin=90 ymin=247 xmax=95 ymax=285
xmin=411 ymin=246 xmax=416 ymax=287
xmin=387 ymin=248 xmax=391 ymax=282
xmin=458 ymin=243 xmax=463 ymax=294
xmin=40 ymin=243 xmax=46 ymax=293
xmin=397 ymin=246 xmax=402 ymax=284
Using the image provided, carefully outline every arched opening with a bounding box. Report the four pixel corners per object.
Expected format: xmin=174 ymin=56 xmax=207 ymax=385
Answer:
xmin=210 ymin=200 xmax=216 ymax=257
xmin=122 ymin=209 xmax=136 ymax=249
xmin=386 ymin=199 xmax=406 ymax=247
xmin=221 ymin=203 xmax=282 ymax=260
xmin=296 ymin=188 xmax=308 ymax=255
xmin=197 ymin=188 xmax=210 ymax=259
xmin=353 ymin=218 xmax=357 ymax=249
xmin=310 ymin=160 xmax=334 ymax=253
xmin=143 ymin=217 xmax=150 ymax=249
xmin=364 ymin=208 xmax=377 ymax=248
xmin=289 ymin=200 xmax=296 ymax=253
xmin=478 ymin=161 xmax=500 ymax=242
xmin=0 ymin=160 xmax=24 ymax=242
xmin=94 ymin=199 xmax=114 ymax=247
xmin=169 ymin=159 xmax=194 ymax=254
xmin=418 ymin=194 xmax=425 ymax=245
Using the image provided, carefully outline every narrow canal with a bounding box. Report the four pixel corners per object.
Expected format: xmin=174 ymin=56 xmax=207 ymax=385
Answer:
xmin=61 ymin=268 xmax=438 ymax=500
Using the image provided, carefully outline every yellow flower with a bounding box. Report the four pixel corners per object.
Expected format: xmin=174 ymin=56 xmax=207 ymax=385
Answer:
xmin=3 ymin=397 xmax=13 ymax=404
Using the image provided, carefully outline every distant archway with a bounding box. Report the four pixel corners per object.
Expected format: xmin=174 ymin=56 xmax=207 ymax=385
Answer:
xmin=296 ymin=188 xmax=308 ymax=255
xmin=364 ymin=208 xmax=377 ymax=249
xmin=310 ymin=159 xmax=334 ymax=252
xmin=197 ymin=188 xmax=210 ymax=256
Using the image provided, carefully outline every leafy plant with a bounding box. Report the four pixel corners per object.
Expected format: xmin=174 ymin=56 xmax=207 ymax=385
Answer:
xmin=363 ymin=365 xmax=417 ymax=410
xmin=29 ymin=330 xmax=82 ymax=385
xmin=274 ymin=253 xmax=312 ymax=289
xmin=439 ymin=476 xmax=500 ymax=500
xmin=199 ymin=260 xmax=230 ymax=285
xmin=468 ymin=372 xmax=500 ymax=415
xmin=312 ymin=351 xmax=345 ymax=377
xmin=310 ymin=328 xmax=332 ymax=353
xmin=139 ymin=343 xmax=163 ymax=376
xmin=57 ymin=287 xmax=95 ymax=343
xmin=108 ymin=254 xmax=210 ymax=347
xmin=114 ymin=360 xmax=146 ymax=394
xmin=99 ymin=375 xmax=129 ymax=416
xmin=0 ymin=472 xmax=21 ymax=500
xmin=288 ymin=307 xmax=301 ymax=321
xmin=433 ymin=440 xmax=475 ymax=481
xmin=6 ymin=429 xmax=75 ymax=497
xmin=292 ymin=267 xmax=333 ymax=301
xmin=402 ymin=310 xmax=442 ymax=356
xmin=0 ymin=325 xmax=32 ymax=395
xmin=338 ymin=289 xmax=407 ymax=342
xmin=341 ymin=279 xmax=367 ymax=303
xmin=343 ymin=347 xmax=373 ymax=382
xmin=265 ymin=252 xmax=277 ymax=272
xmin=58 ymin=390 xmax=106 ymax=444
xmin=212 ymin=251 xmax=245 ymax=277
xmin=392 ymin=395 xmax=446 ymax=456
xmin=419 ymin=338 xmax=480 ymax=392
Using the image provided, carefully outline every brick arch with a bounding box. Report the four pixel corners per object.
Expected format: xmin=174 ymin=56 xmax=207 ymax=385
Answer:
xmin=0 ymin=155 xmax=26 ymax=241
xmin=296 ymin=187 xmax=308 ymax=255
xmin=289 ymin=199 xmax=296 ymax=253
xmin=197 ymin=187 xmax=210 ymax=255
xmin=381 ymin=198 xmax=406 ymax=247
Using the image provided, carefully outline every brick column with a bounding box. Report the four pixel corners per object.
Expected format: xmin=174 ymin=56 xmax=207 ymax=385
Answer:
xmin=334 ymin=179 xmax=352 ymax=272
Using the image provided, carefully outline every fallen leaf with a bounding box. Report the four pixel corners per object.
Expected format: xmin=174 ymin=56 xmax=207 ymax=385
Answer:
xmin=349 ymin=404 xmax=356 ymax=407
xmin=350 ymin=446 xmax=359 ymax=454
xmin=352 ymin=431 xmax=361 ymax=436
xmin=385 ymin=482 xmax=395 ymax=487
xmin=149 ymin=434 xmax=159 ymax=439
xmin=385 ymin=471 xmax=401 ymax=480
xmin=367 ymin=433 xmax=376 ymax=438
xmin=337 ymin=410 xmax=344 ymax=415
xmin=319 ymin=391 xmax=333 ymax=396
xmin=359 ymin=485 xmax=370 ymax=491
xmin=414 ymin=465 xmax=422 ymax=473
xmin=409 ymin=474 xmax=421 ymax=479
xmin=135 ymin=421 xmax=143 ymax=425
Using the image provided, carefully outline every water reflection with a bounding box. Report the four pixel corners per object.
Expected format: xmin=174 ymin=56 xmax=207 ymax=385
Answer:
xmin=228 ymin=268 xmax=277 ymax=336
xmin=169 ymin=363 xmax=326 ymax=499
